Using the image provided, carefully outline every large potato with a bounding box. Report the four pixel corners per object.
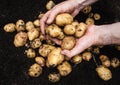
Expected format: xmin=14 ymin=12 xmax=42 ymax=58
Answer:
xmin=15 ymin=19 xmax=25 ymax=32
xmin=55 ymin=13 xmax=73 ymax=26
xmin=47 ymin=48 xmax=64 ymax=67
xmin=14 ymin=32 xmax=28 ymax=47
xmin=61 ymin=36 xmax=75 ymax=50
xmin=4 ymin=23 xmax=16 ymax=32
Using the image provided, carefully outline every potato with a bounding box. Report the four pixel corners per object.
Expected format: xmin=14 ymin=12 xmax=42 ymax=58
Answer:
xmin=94 ymin=13 xmax=101 ymax=20
xmin=25 ymin=48 xmax=36 ymax=58
xmin=4 ymin=23 xmax=16 ymax=32
xmin=46 ymin=39 xmax=55 ymax=45
xmin=63 ymin=25 xmax=76 ymax=35
xmin=99 ymin=55 xmax=110 ymax=67
xmin=30 ymin=38 xmax=42 ymax=49
xmin=57 ymin=32 xmax=65 ymax=40
xmin=96 ymin=65 xmax=112 ymax=81
xmin=35 ymin=56 xmax=45 ymax=67
xmin=82 ymin=51 xmax=92 ymax=61
xmin=14 ymin=32 xmax=28 ymax=47
xmin=39 ymin=34 xmax=45 ymax=41
xmin=99 ymin=55 xmax=109 ymax=62
xmin=46 ymin=24 xmax=62 ymax=38
xmin=38 ymin=12 xmax=44 ymax=19
xmin=61 ymin=36 xmax=75 ymax=50
xmin=15 ymin=19 xmax=25 ymax=32
xmin=26 ymin=21 xmax=34 ymax=31
xmin=85 ymin=18 xmax=94 ymax=25
xmin=82 ymin=5 xmax=92 ymax=14
xmin=55 ymin=13 xmax=73 ymax=26
xmin=93 ymin=47 xmax=100 ymax=54
xmin=102 ymin=60 xmax=111 ymax=67
xmin=28 ymin=28 xmax=39 ymax=41
xmin=46 ymin=0 xmax=55 ymax=10
xmin=28 ymin=63 xmax=42 ymax=77
xmin=115 ymin=45 xmax=120 ymax=51
xmin=47 ymin=48 xmax=64 ymax=67
xmin=75 ymin=22 xmax=87 ymax=38
xmin=39 ymin=44 xmax=55 ymax=57
xmin=33 ymin=19 xmax=40 ymax=27
xmin=71 ymin=54 xmax=82 ymax=64
xmin=111 ymin=57 xmax=120 ymax=68
xmin=71 ymin=21 xmax=79 ymax=27
xmin=57 ymin=61 xmax=72 ymax=76
xmin=48 ymin=73 xmax=60 ymax=83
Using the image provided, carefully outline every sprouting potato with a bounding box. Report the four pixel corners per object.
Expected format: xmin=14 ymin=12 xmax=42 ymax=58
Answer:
xmin=48 ymin=73 xmax=61 ymax=83
xmin=25 ymin=48 xmax=36 ymax=58
xmin=111 ymin=57 xmax=120 ymax=68
xmin=85 ymin=18 xmax=94 ymax=25
xmin=28 ymin=28 xmax=39 ymax=41
xmin=4 ymin=23 xmax=16 ymax=32
xmin=63 ymin=24 xmax=76 ymax=35
xmin=39 ymin=44 xmax=55 ymax=57
xmin=94 ymin=13 xmax=101 ymax=20
xmin=30 ymin=38 xmax=42 ymax=49
xmin=33 ymin=19 xmax=40 ymax=27
xmin=57 ymin=32 xmax=65 ymax=40
xmin=26 ymin=21 xmax=34 ymax=31
xmin=57 ymin=61 xmax=72 ymax=76
xmin=14 ymin=32 xmax=28 ymax=47
xmin=82 ymin=51 xmax=92 ymax=61
xmin=47 ymin=48 xmax=64 ymax=67
xmin=71 ymin=54 xmax=82 ymax=64
xmin=28 ymin=63 xmax=42 ymax=77
xmin=46 ymin=24 xmax=62 ymax=38
xmin=46 ymin=0 xmax=55 ymax=10
xmin=35 ymin=56 xmax=45 ymax=67
xmin=82 ymin=5 xmax=92 ymax=14
xmin=75 ymin=22 xmax=87 ymax=38
xmin=61 ymin=36 xmax=75 ymax=50
xmin=15 ymin=19 xmax=25 ymax=32
xmin=96 ymin=65 xmax=112 ymax=81
xmin=55 ymin=13 xmax=73 ymax=26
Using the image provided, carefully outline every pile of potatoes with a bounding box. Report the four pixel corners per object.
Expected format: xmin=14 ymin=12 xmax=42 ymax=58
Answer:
xmin=3 ymin=1 xmax=120 ymax=82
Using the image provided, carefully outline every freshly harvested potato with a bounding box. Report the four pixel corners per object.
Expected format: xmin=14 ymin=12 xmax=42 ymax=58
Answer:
xmin=46 ymin=0 xmax=55 ymax=10
xmin=71 ymin=21 xmax=79 ymax=27
xmin=26 ymin=21 xmax=34 ymax=31
xmin=82 ymin=51 xmax=92 ymax=61
xmin=38 ymin=12 xmax=44 ymax=19
xmin=57 ymin=61 xmax=72 ymax=76
xmin=99 ymin=55 xmax=109 ymax=62
xmin=46 ymin=24 xmax=62 ymax=38
xmin=96 ymin=65 xmax=112 ymax=81
xmin=82 ymin=5 xmax=92 ymax=14
xmin=63 ymin=24 xmax=76 ymax=35
xmin=30 ymin=38 xmax=42 ymax=49
xmin=46 ymin=39 xmax=55 ymax=45
xmin=75 ymin=22 xmax=87 ymax=38
xmin=47 ymin=48 xmax=64 ymax=67
xmin=94 ymin=13 xmax=101 ymax=20
xmin=61 ymin=36 xmax=75 ymax=50
xmin=111 ymin=57 xmax=120 ymax=68
xmin=48 ymin=73 xmax=60 ymax=83
xmin=39 ymin=44 xmax=55 ymax=57
xmin=4 ymin=23 xmax=16 ymax=32
xmin=28 ymin=63 xmax=42 ymax=77
xmin=35 ymin=56 xmax=45 ymax=67
xmin=14 ymin=32 xmax=28 ymax=47
xmin=25 ymin=48 xmax=36 ymax=58
xmin=57 ymin=32 xmax=65 ymax=40
xmin=28 ymin=28 xmax=39 ymax=41
xmin=55 ymin=13 xmax=73 ymax=26
xmin=85 ymin=18 xmax=94 ymax=25
xmin=15 ymin=19 xmax=25 ymax=32
xmin=71 ymin=54 xmax=82 ymax=64
xmin=39 ymin=34 xmax=45 ymax=41
xmin=33 ymin=19 xmax=40 ymax=27
xmin=99 ymin=55 xmax=110 ymax=67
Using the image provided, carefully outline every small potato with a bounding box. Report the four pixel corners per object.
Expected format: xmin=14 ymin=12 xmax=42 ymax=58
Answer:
xmin=71 ymin=54 xmax=82 ymax=64
xmin=85 ymin=18 xmax=94 ymax=25
xmin=28 ymin=63 xmax=42 ymax=77
xmin=75 ymin=22 xmax=87 ymax=38
xmin=61 ymin=36 xmax=75 ymax=50
xmin=39 ymin=44 xmax=55 ymax=57
xmin=39 ymin=34 xmax=45 ymax=41
xmin=55 ymin=13 xmax=73 ymax=26
xmin=96 ymin=65 xmax=112 ymax=81
xmin=102 ymin=60 xmax=111 ymax=67
xmin=93 ymin=47 xmax=100 ymax=54
xmin=46 ymin=24 xmax=62 ymax=38
xmin=64 ymin=25 xmax=76 ymax=35
xmin=25 ymin=48 xmax=36 ymax=58
xmin=26 ymin=21 xmax=34 ymax=31
xmin=94 ymin=13 xmax=101 ymax=20
xmin=30 ymin=38 xmax=42 ymax=49
xmin=33 ymin=19 xmax=40 ymax=27
xmin=14 ymin=32 xmax=28 ymax=47
xmin=115 ymin=45 xmax=120 ymax=51
xmin=15 ymin=19 xmax=25 ymax=32
xmin=57 ymin=32 xmax=65 ymax=40
xmin=28 ymin=28 xmax=39 ymax=41
xmin=82 ymin=51 xmax=92 ymax=61
xmin=57 ymin=61 xmax=72 ymax=76
xmin=99 ymin=55 xmax=109 ymax=62
xmin=47 ymin=48 xmax=64 ymax=67
xmin=48 ymin=73 xmax=61 ymax=83
xmin=82 ymin=5 xmax=92 ymax=14
xmin=35 ymin=56 xmax=45 ymax=67
xmin=71 ymin=21 xmax=79 ymax=27
xmin=99 ymin=55 xmax=110 ymax=67
xmin=4 ymin=23 xmax=16 ymax=32
xmin=46 ymin=0 xmax=55 ymax=10
xmin=46 ymin=39 xmax=55 ymax=45
xmin=111 ymin=57 xmax=120 ymax=68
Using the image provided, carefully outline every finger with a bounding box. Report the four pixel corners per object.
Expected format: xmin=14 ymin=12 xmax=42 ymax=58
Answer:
xmin=61 ymin=50 xmax=72 ymax=58
xmin=50 ymin=38 xmax=62 ymax=45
